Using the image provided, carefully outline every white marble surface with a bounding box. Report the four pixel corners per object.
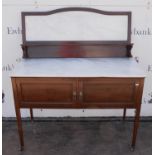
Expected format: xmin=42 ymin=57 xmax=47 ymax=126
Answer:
xmin=10 ymin=58 xmax=146 ymax=77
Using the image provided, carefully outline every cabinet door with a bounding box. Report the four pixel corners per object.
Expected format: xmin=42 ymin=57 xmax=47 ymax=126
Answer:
xmin=15 ymin=78 xmax=77 ymax=108
xmin=79 ymin=78 xmax=143 ymax=108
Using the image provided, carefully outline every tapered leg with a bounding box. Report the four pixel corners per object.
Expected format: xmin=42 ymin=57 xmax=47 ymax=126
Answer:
xmin=30 ymin=108 xmax=33 ymax=121
xmin=123 ymin=108 xmax=126 ymax=121
xmin=15 ymin=107 xmax=24 ymax=151
xmin=131 ymin=107 xmax=141 ymax=151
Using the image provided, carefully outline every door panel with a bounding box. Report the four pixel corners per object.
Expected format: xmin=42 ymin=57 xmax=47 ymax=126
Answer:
xmin=83 ymin=83 xmax=134 ymax=102
xmin=21 ymin=83 xmax=73 ymax=102
xmin=15 ymin=78 xmax=77 ymax=106
xmin=79 ymin=79 xmax=138 ymax=106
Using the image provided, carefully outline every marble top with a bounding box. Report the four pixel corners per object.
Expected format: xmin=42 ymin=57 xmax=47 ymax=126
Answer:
xmin=10 ymin=58 xmax=146 ymax=78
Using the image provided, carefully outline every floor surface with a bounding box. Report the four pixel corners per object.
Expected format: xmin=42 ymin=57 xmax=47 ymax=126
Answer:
xmin=2 ymin=118 xmax=152 ymax=155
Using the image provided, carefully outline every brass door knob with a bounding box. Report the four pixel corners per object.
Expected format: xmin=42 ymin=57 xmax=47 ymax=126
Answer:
xmin=73 ymin=91 xmax=77 ymax=100
xmin=135 ymin=83 xmax=140 ymax=87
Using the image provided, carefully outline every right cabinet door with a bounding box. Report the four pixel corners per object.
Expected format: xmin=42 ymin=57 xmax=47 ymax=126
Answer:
xmin=79 ymin=78 xmax=144 ymax=108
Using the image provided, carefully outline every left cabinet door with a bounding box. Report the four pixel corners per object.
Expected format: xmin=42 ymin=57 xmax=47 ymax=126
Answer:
xmin=14 ymin=77 xmax=77 ymax=108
